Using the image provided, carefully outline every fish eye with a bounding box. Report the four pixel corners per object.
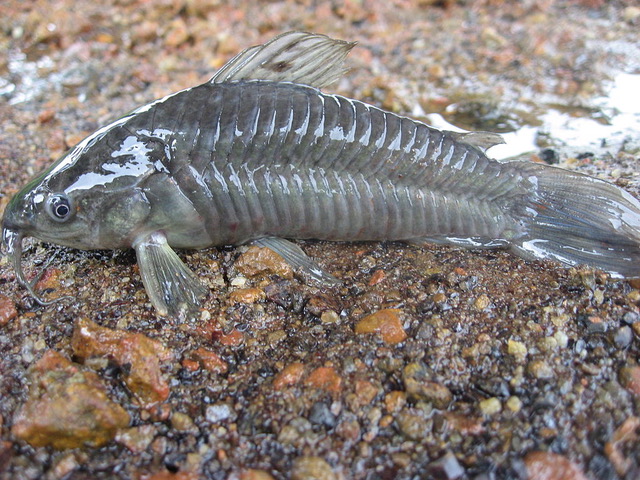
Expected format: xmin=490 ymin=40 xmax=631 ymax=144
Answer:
xmin=46 ymin=194 xmax=73 ymax=222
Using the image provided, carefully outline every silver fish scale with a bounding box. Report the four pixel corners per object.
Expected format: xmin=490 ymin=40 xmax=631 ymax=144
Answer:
xmin=126 ymin=80 xmax=523 ymax=246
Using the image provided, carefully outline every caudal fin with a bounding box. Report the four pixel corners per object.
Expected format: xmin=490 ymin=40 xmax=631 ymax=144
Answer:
xmin=509 ymin=162 xmax=640 ymax=279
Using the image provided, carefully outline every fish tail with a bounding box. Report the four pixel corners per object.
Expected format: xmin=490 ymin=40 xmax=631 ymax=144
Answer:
xmin=508 ymin=163 xmax=640 ymax=278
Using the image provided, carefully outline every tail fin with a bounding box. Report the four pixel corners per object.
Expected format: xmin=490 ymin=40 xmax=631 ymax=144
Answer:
xmin=508 ymin=162 xmax=640 ymax=279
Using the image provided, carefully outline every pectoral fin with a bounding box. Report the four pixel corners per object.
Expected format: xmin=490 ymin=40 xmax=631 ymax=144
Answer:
xmin=134 ymin=232 xmax=208 ymax=316
xmin=253 ymin=237 xmax=341 ymax=285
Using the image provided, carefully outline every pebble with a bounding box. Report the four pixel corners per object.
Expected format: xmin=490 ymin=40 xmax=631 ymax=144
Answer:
xmin=479 ymin=397 xmax=502 ymax=416
xmin=228 ymin=287 xmax=265 ymax=304
xmin=612 ymin=326 xmax=633 ymax=349
xmin=171 ymin=412 xmax=197 ymax=433
xmin=354 ymin=309 xmax=407 ymax=344
xmin=240 ymin=470 xmax=276 ymax=480
xmin=403 ymin=363 xmax=453 ymax=409
xmin=205 ymin=403 xmax=236 ymax=423
xmin=528 ymin=360 xmax=554 ymax=379
xmin=506 ymin=396 xmax=522 ymax=413
xmin=182 ymin=347 xmax=228 ymax=374
xmin=507 ymin=339 xmax=528 ymax=363
xmin=384 ymin=391 xmax=407 ymax=413
xmin=0 ymin=294 xmax=18 ymax=326
xmin=618 ymin=366 xmax=640 ymax=399
xmin=71 ymin=318 xmax=174 ymax=407
xmin=305 ymin=366 xmax=342 ymax=394
xmin=396 ymin=409 xmax=431 ymax=440
xmin=273 ymin=362 xmax=305 ymax=390
xmin=234 ymin=246 xmax=293 ymax=279
xmin=604 ymin=416 xmax=640 ymax=477
xmin=524 ymin=451 xmax=589 ymax=480
xmin=291 ymin=456 xmax=336 ymax=480
xmin=473 ymin=294 xmax=490 ymax=311
xmin=115 ymin=425 xmax=157 ymax=453
xmin=11 ymin=350 xmax=130 ymax=449
xmin=427 ymin=451 xmax=465 ymax=479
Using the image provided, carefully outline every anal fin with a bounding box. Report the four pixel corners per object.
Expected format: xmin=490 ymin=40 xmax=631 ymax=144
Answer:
xmin=253 ymin=237 xmax=340 ymax=285
xmin=134 ymin=232 xmax=209 ymax=317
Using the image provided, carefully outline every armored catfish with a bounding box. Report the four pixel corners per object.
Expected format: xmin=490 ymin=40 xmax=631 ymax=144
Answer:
xmin=3 ymin=32 xmax=640 ymax=316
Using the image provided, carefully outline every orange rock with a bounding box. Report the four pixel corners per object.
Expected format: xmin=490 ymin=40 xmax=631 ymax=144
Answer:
xmin=218 ymin=328 xmax=244 ymax=346
xmin=619 ymin=366 xmax=640 ymax=399
xmin=368 ymin=269 xmax=386 ymax=286
xmin=234 ymin=246 xmax=293 ymax=279
xmin=182 ymin=348 xmax=228 ymax=374
xmin=0 ymin=294 xmax=18 ymax=326
xmin=139 ymin=470 xmax=199 ymax=480
xmin=352 ymin=379 xmax=379 ymax=407
xmin=11 ymin=350 xmax=129 ymax=449
xmin=71 ymin=318 xmax=173 ymax=408
xmin=355 ymin=309 xmax=407 ymax=344
xmin=524 ymin=451 xmax=588 ymax=480
xmin=228 ymin=288 xmax=265 ymax=304
xmin=384 ymin=391 xmax=407 ymax=413
xmin=604 ymin=416 xmax=640 ymax=477
xmin=34 ymin=267 xmax=63 ymax=292
xmin=240 ymin=469 xmax=276 ymax=480
xmin=273 ymin=363 xmax=305 ymax=390
xmin=305 ymin=366 xmax=342 ymax=394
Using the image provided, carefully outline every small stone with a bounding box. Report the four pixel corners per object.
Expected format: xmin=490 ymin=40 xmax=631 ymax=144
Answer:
xmin=235 ymin=246 xmax=293 ymax=279
xmin=525 ymin=451 xmax=589 ymax=480
xmin=320 ymin=310 xmax=339 ymax=324
xmin=182 ymin=348 xmax=228 ymax=374
xmin=553 ymin=331 xmax=569 ymax=348
xmin=623 ymin=6 xmax=640 ymax=22
xmin=528 ymin=360 xmax=554 ymax=379
xmin=384 ymin=391 xmax=407 ymax=413
xmin=351 ymin=380 xmax=379 ymax=408
xmin=479 ymin=397 xmax=502 ymax=415
xmin=506 ymin=396 xmax=522 ymax=413
xmin=507 ymin=339 xmax=528 ymax=363
xmin=428 ymin=451 xmax=465 ymax=479
xmin=71 ymin=318 xmax=173 ymax=407
xmin=171 ymin=412 xmax=197 ymax=432
xmin=11 ymin=350 xmax=129 ymax=449
xmin=442 ymin=412 xmax=484 ymax=436
xmin=622 ymin=311 xmax=639 ymax=325
xmin=355 ymin=309 xmax=407 ymax=344
xmin=396 ymin=410 xmax=431 ymax=440
xmin=51 ymin=453 xmax=80 ymax=479
xmin=291 ymin=456 xmax=336 ymax=480
xmin=115 ymin=425 xmax=156 ymax=453
xmin=0 ymin=294 xmax=18 ymax=326
xmin=612 ymin=326 xmax=633 ymax=349
xmin=473 ymin=294 xmax=490 ymax=311
xmin=205 ymin=403 xmax=236 ymax=423
xmin=240 ymin=470 xmax=276 ymax=480
xmin=403 ymin=363 xmax=453 ymax=409
xmin=228 ymin=287 xmax=265 ymax=304
xmin=619 ymin=366 xmax=640 ymax=399
xmin=305 ymin=366 xmax=342 ymax=394
xmin=273 ymin=362 xmax=305 ymax=390
xmin=604 ymin=416 xmax=640 ymax=477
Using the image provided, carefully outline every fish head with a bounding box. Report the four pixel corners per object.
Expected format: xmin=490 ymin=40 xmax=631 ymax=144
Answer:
xmin=2 ymin=121 xmax=158 ymax=304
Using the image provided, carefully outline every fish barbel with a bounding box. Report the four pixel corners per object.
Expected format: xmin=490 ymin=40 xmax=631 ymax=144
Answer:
xmin=3 ymin=32 xmax=640 ymax=316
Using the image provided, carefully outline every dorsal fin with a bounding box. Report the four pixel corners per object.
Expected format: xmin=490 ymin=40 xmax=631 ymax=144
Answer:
xmin=210 ymin=31 xmax=356 ymax=88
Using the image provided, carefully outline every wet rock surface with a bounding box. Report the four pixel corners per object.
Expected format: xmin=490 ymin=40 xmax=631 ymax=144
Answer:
xmin=1 ymin=1 xmax=640 ymax=479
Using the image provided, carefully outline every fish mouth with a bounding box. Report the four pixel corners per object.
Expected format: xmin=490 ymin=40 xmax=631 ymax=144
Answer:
xmin=2 ymin=226 xmax=73 ymax=306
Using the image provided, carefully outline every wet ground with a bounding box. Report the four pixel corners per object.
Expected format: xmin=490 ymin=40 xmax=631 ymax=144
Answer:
xmin=1 ymin=1 xmax=640 ymax=479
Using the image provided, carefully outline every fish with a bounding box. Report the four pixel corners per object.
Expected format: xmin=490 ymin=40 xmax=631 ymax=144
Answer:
xmin=3 ymin=31 xmax=640 ymax=316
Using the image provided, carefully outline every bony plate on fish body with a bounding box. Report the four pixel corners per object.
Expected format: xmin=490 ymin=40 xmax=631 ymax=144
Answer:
xmin=3 ymin=32 xmax=640 ymax=317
